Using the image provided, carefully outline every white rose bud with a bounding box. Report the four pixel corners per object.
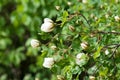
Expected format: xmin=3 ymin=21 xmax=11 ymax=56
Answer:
xmin=55 ymin=6 xmax=60 ymax=10
xmin=115 ymin=0 xmax=119 ymax=3
xmin=114 ymin=15 xmax=120 ymax=22
xmin=30 ymin=39 xmax=40 ymax=48
xmin=76 ymin=53 xmax=84 ymax=59
xmin=82 ymin=0 xmax=88 ymax=3
xmin=51 ymin=45 xmax=57 ymax=50
xmin=41 ymin=18 xmax=55 ymax=32
xmin=67 ymin=1 xmax=72 ymax=6
xmin=81 ymin=42 xmax=88 ymax=50
xmin=43 ymin=58 xmax=54 ymax=68
xmin=76 ymin=53 xmax=88 ymax=66
xmin=69 ymin=25 xmax=75 ymax=32
xmin=57 ymin=75 xmax=65 ymax=80
xmin=94 ymin=16 xmax=98 ymax=21
xmin=105 ymin=14 xmax=109 ymax=18
xmin=89 ymin=76 xmax=95 ymax=80
xmin=105 ymin=49 xmax=109 ymax=55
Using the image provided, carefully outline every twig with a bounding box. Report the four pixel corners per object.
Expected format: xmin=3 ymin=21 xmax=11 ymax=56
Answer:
xmin=93 ymin=31 xmax=120 ymax=35
xmin=68 ymin=13 xmax=91 ymax=27
xmin=111 ymin=45 xmax=119 ymax=80
xmin=103 ymin=43 xmax=120 ymax=49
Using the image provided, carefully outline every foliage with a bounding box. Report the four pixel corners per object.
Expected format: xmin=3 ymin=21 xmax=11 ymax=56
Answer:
xmin=0 ymin=0 xmax=120 ymax=80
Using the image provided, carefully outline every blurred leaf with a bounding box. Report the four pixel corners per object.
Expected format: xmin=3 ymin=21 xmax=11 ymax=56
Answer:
xmin=61 ymin=11 xmax=68 ymax=27
xmin=99 ymin=67 xmax=108 ymax=77
xmin=93 ymin=46 xmax=103 ymax=59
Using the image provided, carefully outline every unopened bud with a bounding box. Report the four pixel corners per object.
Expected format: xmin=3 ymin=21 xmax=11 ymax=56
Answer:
xmin=76 ymin=53 xmax=89 ymax=66
xmin=82 ymin=0 xmax=88 ymax=3
xmin=105 ymin=49 xmax=109 ymax=55
xmin=55 ymin=6 xmax=60 ymax=10
xmin=115 ymin=0 xmax=119 ymax=3
xmin=43 ymin=58 xmax=54 ymax=68
xmin=67 ymin=2 xmax=72 ymax=6
xmin=69 ymin=25 xmax=75 ymax=32
xmin=57 ymin=75 xmax=65 ymax=80
xmin=30 ymin=39 xmax=40 ymax=48
xmin=114 ymin=15 xmax=120 ymax=22
xmin=81 ymin=42 xmax=88 ymax=50
xmin=94 ymin=17 xmax=98 ymax=21
xmin=41 ymin=18 xmax=55 ymax=32
xmin=89 ymin=76 xmax=95 ymax=80
xmin=105 ymin=14 xmax=109 ymax=18
xmin=100 ymin=5 xmax=104 ymax=9
xmin=90 ymin=14 xmax=95 ymax=18
xmin=51 ymin=45 xmax=57 ymax=50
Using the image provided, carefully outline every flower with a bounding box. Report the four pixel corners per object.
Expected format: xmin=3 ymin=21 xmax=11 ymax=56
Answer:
xmin=41 ymin=18 xmax=55 ymax=32
xmin=114 ymin=15 xmax=120 ymax=22
xmin=30 ymin=39 xmax=40 ymax=48
xmin=89 ymin=76 xmax=95 ymax=80
xmin=81 ymin=42 xmax=88 ymax=50
xmin=105 ymin=49 xmax=109 ymax=55
xmin=76 ymin=53 xmax=89 ymax=66
xmin=43 ymin=57 xmax=54 ymax=68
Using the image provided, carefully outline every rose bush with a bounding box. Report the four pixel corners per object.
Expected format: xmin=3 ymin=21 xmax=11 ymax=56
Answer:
xmin=0 ymin=0 xmax=120 ymax=80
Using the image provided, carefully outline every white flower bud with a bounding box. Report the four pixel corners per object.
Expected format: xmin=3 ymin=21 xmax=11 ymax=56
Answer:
xmin=51 ymin=45 xmax=57 ymax=50
xmin=43 ymin=58 xmax=54 ymax=68
xmin=35 ymin=78 xmax=39 ymax=80
xmin=105 ymin=14 xmax=109 ymax=18
xmin=105 ymin=49 xmax=109 ymax=55
xmin=94 ymin=16 xmax=98 ymax=21
xmin=100 ymin=5 xmax=104 ymax=9
xmin=67 ymin=2 xmax=72 ymax=6
xmin=76 ymin=53 xmax=84 ymax=59
xmin=89 ymin=76 xmax=95 ymax=80
xmin=44 ymin=18 xmax=53 ymax=23
xmin=69 ymin=25 xmax=75 ymax=32
xmin=30 ymin=39 xmax=40 ymax=48
xmin=76 ymin=53 xmax=88 ymax=66
xmin=82 ymin=0 xmax=88 ymax=3
xmin=55 ymin=6 xmax=60 ymax=10
xmin=114 ymin=15 xmax=120 ymax=22
xmin=90 ymin=14 xmax=95 ymax=18
xmin=57 ymin=75 xmax=65 ymax=80
xmin=81 ymin=42 xmax=88 ymax=50
xmin=41 ymin=18 xmax=55 ymax=32
xmin=115 ymin=0 xmax=119 ymax=3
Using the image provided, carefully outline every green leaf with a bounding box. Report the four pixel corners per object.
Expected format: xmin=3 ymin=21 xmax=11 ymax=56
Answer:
xmin=61 ymin=11 xmax=68 ymax=27
xmin=99 ymin=67 xmax=108 ymax=77
xmin=93 ymin=46 xmax=103 ymax=59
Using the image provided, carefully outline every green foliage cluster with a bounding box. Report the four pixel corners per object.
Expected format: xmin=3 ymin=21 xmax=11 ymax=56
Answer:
xmin=0 ymin=0 xmax=120 ymax=80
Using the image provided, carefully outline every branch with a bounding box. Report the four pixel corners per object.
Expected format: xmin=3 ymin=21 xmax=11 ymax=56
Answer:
xmin=68 ymin=13 xmax=90 ymax=27
xmin=93 ymin=31 xmax=120 ymax=35
xmin=103 ymin=43 xmax=120 ymax=49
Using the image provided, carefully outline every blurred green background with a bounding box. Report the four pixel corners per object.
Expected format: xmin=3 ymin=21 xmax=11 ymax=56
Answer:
xmin=0 ymin=0 xmax=64 ymax=80
xmin=0 ymin=0 xmax=120 ymax=80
